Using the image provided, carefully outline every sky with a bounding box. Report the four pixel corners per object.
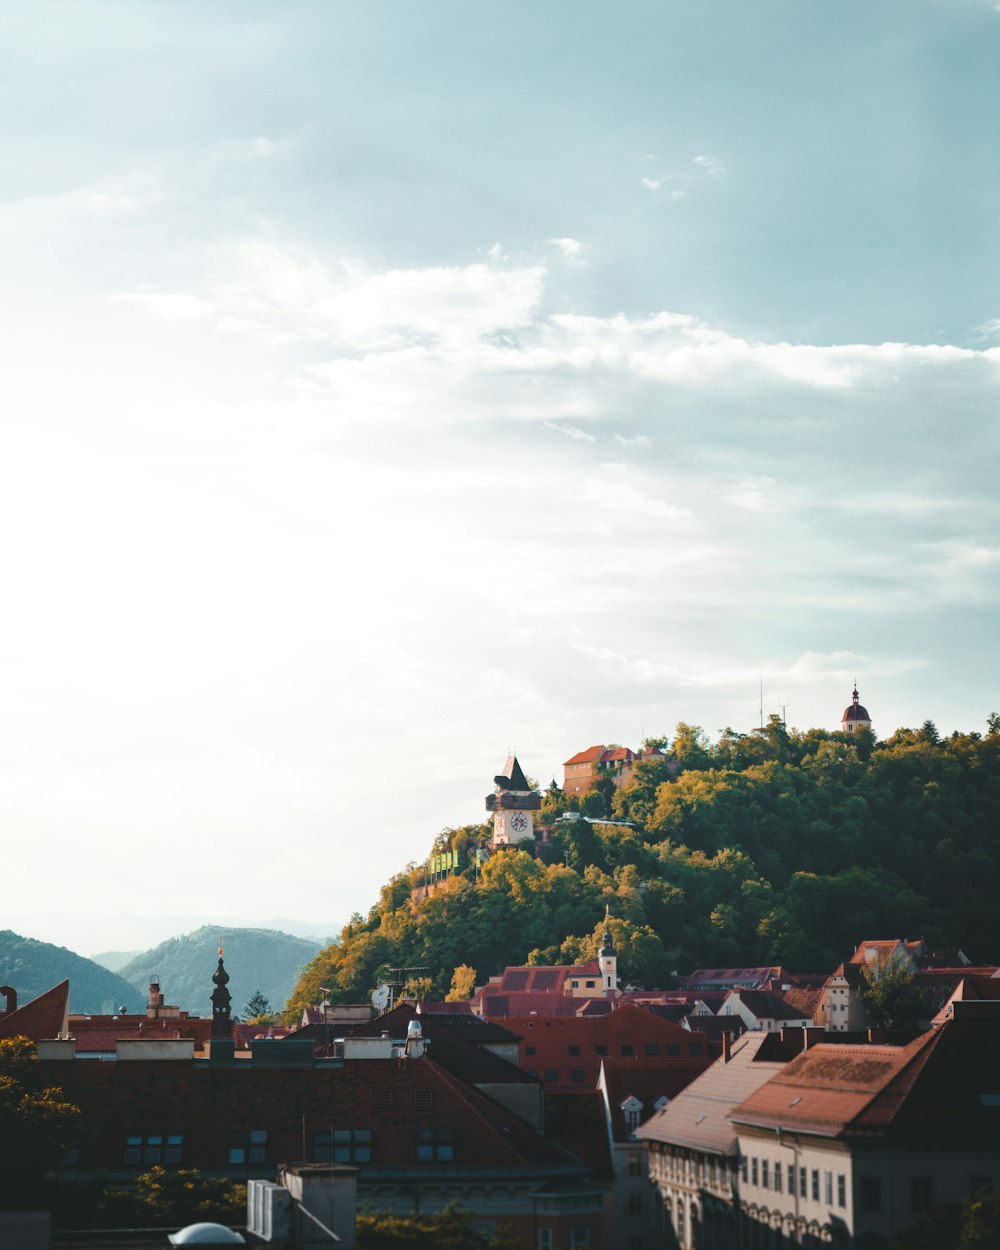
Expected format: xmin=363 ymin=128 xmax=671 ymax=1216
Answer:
xmin=2 ymin=1 xmax=999 ymax=957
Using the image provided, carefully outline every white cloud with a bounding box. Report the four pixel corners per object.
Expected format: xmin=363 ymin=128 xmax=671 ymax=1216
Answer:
xmin=614 ymin=433 xmax=652 ymax=448
xmin=641 ymin=177 xmax=661 ymax=191
xmin=544 ymin=421 xmax=596 ymax=442
xmin=724 ymin=479 xmax=782 ymax=512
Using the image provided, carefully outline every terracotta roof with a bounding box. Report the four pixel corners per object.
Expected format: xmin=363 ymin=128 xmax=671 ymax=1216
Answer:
xmin=564 ymin=746 xmax=606 ymax=767
xmin=637 ymin=1032 xmax=790 ymax=1155
xmin=0 ymin=980 xmax=70 ymax=1041
xmin=846 ymin=939 xmax=924 ymax=967
xmin=724 ymin=988 xmax=822 ymax=1023
xmin=600 ymin=748 xmax=633 ymax=763
xmin=725 ymin=1016 xmax=1000 ymax=1139
xmin=843 ymin=703 xmax=870 ymax=720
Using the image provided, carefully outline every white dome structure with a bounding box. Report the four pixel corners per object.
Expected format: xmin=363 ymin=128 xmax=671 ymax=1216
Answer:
xmin=168 ymin=1223 xmax=246 ymax=1246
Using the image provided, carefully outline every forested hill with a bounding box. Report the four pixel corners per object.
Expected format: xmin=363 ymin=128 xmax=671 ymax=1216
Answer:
xmin=119 ymin=926 xmax=320 ymax=1017
xmin=0 ymin=931 xmax=141 ymax=1014
xmin=284 ymin=718 xmax=1000 ymax=1022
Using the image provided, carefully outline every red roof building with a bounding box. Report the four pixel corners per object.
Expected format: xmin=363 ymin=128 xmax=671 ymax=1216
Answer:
xmin=0 ymin=979 xmax=69 ymax=1041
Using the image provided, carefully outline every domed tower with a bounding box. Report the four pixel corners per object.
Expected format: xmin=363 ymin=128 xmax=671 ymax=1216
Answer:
xmin=485 ymin=755 xmax=541 ymax=847
xmin=211 ymin=943 xmax=233 ymax=1039
xmin=842 ymin=685 xmax=872 ymax=735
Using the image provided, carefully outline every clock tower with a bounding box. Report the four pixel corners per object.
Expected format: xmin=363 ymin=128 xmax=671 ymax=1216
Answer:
xmin=486 ymin=755 xmax=541 ymax=847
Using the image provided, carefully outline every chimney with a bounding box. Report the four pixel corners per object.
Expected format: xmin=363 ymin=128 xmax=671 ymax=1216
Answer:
xmin=867 ymin=1027 xmax=887 ymax=1043
xmin=721 ymin=1030 xmax=731 ymax=1064
xmin=0 ymin=986 xmax=17 ymax=1017
xmin=803 ymin=1027 xmax=824 ymax=1051
xmin=148 ymin=976 xmax=165 ymax=1019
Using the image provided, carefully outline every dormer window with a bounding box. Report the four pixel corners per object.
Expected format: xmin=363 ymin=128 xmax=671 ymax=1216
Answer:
xmin=621 ymin=1096 xmax=643 ymax=1135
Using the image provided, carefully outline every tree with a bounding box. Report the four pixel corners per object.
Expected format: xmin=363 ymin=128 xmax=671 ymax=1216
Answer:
xmin=243 ymin=990 xmax=272 ymax=1022
xmin=445 ymin=965 xmax=477 ymax=1001
xmin=0 ymin=1036 xmax=81 ymax=1209
xmin=858 ymin=953 xmax=926 ymax=1031
xmin=357 ymin=1202 xmax=519 ymax=1248
xmin=132 ymin=1166 xmax=245 ymax=1227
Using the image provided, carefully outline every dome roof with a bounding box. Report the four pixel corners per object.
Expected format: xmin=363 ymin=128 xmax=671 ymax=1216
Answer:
xmin=168 ymin=1224 xmax=246 ymax=1246
xmin=843 ymin=702 xmax=870 ymax=721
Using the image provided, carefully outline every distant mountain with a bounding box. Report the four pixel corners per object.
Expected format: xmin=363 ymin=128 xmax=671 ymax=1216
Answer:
xmin=0 ymin=930 xmax=141 ymax=1014
xmin=90 ymin=949 xmax=142 ymax=973
xmin=118 ymin=926 xmax=320 ymax=1016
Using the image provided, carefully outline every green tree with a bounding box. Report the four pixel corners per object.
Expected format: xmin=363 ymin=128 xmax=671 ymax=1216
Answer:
xmin=0 ymin=1036 xmax=81 ymax=1209
xmin=859 ymin=953 xmax=926 ymax=1031
xmin=357 ymin=1202 xmax=519 ymax=1249
xmin=243 ymin=990 xmax=272 ymax=1022
xmin=961 ymin=1185 xmax=1000 ymax=1250
xmin=132 ymin=1166 xmax=246 ymax=1227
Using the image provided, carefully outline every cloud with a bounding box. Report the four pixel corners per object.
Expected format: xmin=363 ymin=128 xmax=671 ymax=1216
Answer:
xmin=724 ymin=479 xmax=782 ymax=512
xmin=641 ymin=177 xmax=661 ymax=191
xmin=544 ymin=421 xmax=596 ymax=442
xmin=614 ymin=433 xmax=652 ymax=448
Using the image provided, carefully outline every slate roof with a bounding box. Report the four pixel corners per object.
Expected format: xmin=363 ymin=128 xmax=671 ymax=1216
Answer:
xmin=51 ymin=1049 xmax=587 ymax=1180
xmin=637 ymin=1031 xmax=790 ymax=1156
xmin=543 ymin=1091 xmax=615 ymax=1180
xmin=601 ymin=1058 xmax=710 ymax=1143
xmin=0 ymin=979 xmax=69 ymax=1041
xmin=498 ymin=755 xmax=532 ymax=791
xmin=724 ymin=988 xmax=823 ymax=1023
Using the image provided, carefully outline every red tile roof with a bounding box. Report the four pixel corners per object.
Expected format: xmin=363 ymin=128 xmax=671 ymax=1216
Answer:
xmin=0 ymin=980 xmax=69 ymax=1041
xmin=488 ymin=1004 xmax=710 ymax=1090
xmin=564 ymin=746 xmax=606 ymax=766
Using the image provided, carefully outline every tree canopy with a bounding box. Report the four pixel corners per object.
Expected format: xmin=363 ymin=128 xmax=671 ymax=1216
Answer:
xmin=285 ymin=718 xmax=1000 ymax=1019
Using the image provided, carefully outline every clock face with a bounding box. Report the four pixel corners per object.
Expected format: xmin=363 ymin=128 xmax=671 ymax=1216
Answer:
xmin=511 ymin=812 xmax=530 ymax=834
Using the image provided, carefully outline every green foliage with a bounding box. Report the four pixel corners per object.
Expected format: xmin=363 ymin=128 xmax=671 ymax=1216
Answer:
xmin=890 ymin=1187 xmax=1000 ymax=1250
xmin=284 ymin=722 xmax=1000 ymax=1015
xmin=110 ymin=1167 xmax=245 ymax=1228
xmin=357 ymin=1202 xmax=519 ymax=1249
xmin=0 ymin=1036 xmax=81 ymax=1210
xmin=242 ymin=990 xmax=272 ymax=1022
xmin=859 ymin=954 xmax=928 ymax=1031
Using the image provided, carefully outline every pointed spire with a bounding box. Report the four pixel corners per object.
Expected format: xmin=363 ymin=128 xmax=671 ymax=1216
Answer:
xmin=853 ymin=682 xmax=860 ymax=705
xmin=600 ymin=904 xmax=617 ymax=956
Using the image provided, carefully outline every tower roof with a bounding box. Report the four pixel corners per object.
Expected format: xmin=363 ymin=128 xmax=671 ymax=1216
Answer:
xmin=494 ymin=755 xmax=532 ymax=792
xmin=842 ymin=685 xmax=870 ymax=722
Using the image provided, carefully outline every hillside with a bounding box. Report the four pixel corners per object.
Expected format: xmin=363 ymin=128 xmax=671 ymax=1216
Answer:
xmin=0 ymin=930 xmax=142 ymax=1014
xmin=90 ymin=950 xmax=141 ymax=973
xmin=285 ymin=717 xmax=1000 ymax=1021
xmin=118 ymin=926 xmax=320 ymax=1017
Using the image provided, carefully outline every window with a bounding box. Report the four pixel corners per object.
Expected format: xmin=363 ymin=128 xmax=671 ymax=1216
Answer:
xmin=568 ymin=1045 xmax=581 ymax=1057
xmin=525 ymin=1045 xmax=536 ymax=1056
xmin=571 ymin=980 xmax=579 ymax=989
xmin=800 ymin=1167 xmax=807 ymax=1198
xmin=585 ymin=980 xmax=595 ymax=989
xmin=762 ymin=1160 xmax=769 ymax=1190
xmin=124 ymin=1134 xmax=183 ymax=1167
xmin=416 ymin=1126 xmax=454 ymax=1162
xmin=621 ymin=1045 xmax=635 ymax=1057
xmin=645 ymin=1042 xmax=659 ymax=1056
xmin=229 ymin=1130 xmax=268 ymax=1165
xmin=860 ymin=1177 xmax=882 ymax=1213
xmin=825 ymin=1172 xmax=833 ymax=1205
xmin=571 ymin=1069 xmax=586 ymax=1084
xmin=752 ymin=1158 xmax=758 ymax=1186
xmin=595 ymin=1045 xmax=608 ymax=1056
xmin=788 ymin=1164 xmax=795 ymax=1194
xmin=627 ymin=1154 xmax=642 ymax=1178
xmin=838 ymin=1175 xmax=846 ymax=1208
xmin=538 ymin=1230 xmax=554 ymax=1250
xmin=571 ymin=1230 xmax=591 ymax=1249
xmin=627 ymin=1193 xmax=643 ymax=1217
xmin=741 ymin=1158 xmax=749 ymax=1185
xmin=543 ymin=1069 xmax=558 ymax=1082
xmin=688 ymin=1042 xmax=704 ymax=1056
xmin=666 ymin=1043 xmax=681 ymax=1057
xmin=911 ymin=1176 xmax=934 ymax=1212
xmin=812 ymin=1170 xmax=820 ymax=1202
xmin=624 ymin=1105 xmax=642 ymax=1133
xmin=313 ymin=1129 xmax=372 ymax=1163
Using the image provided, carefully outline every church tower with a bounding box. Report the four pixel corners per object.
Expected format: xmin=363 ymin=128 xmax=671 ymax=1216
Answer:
xmin=598 ymin=908 xmax=618 ymax=997
xmin=211 ymin=943 xmax=233 ymax=1039
xmin=485 ymin=755 xmax=541 ymax=847
xmin=841 ymin=685 xmax=872 ymax=735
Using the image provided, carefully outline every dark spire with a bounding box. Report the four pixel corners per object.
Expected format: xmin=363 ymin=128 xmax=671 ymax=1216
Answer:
xmin=211 ymin=941 xmax=232 ymax=1039
xmin=494 ymin=755 xmax=532 ymax=792
xmin=600 ymin=905 xmax=617 ymax=956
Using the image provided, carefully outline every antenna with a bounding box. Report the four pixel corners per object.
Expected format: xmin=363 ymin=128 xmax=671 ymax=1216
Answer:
xmin=759 ymin=674 xmax=764 ymax=729
xmin=778 ymin=701 xmax=790 ymax=727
